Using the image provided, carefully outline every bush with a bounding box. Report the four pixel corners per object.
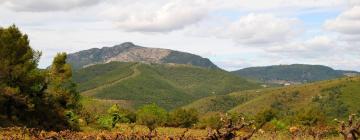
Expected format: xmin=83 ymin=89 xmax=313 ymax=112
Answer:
xmin=295 ymin=107 xmax=325 ymax=126
xmin=65 ymin=111 xmax=80 ymax=130
xmin=167 ymin=108 xmax=198 ymax=128
xmin=95 ymin=104 xmax=135 ymax=130
xmin=97 ymin=115 xmax=113 ymax=130
xmin=269 ymin=119 xmax=287 ymax=131
xmin=255 ymin=109 xmax=277 ymax=126
xmin=136 ymin=104 xmax=167 ymax=132
xmin=79 ymin=108 xmax=96 ymax=126
xmin=108 ymin=104 xmax=130 ymax=128
xmin=196 ymin=112 xmax=222 ymax=129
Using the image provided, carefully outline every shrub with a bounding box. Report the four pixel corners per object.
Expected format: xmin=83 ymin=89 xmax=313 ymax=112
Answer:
xmin=295 ymin=107 xmax=325 ymax=126
xmin=136 ymin=104 xmax=167 ymax=132
xmin=167 ymin=108 xmax=198 ymax=128
xmin=270 ymin=119 xmax=287 ymax=132
xmin=196 ymin=112 xmax=222 ymax=129
xmin=97 ymin=115 xmax=113 ymax=130
xmin=255 ymin=109 xmax=277 ymax=126
xmin=65 ymin=111 xmax=80 ymax=130
xmin=96 ymin=104 xmax=134 ymax=130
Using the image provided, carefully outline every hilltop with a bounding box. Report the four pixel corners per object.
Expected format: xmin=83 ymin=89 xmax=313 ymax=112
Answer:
xmin=67 ymin=42 xmax=219 ymax=69
xmin=232 ymin=64 xmax=357 ymax=85
xmin=73 ymin=62 xmax=260 ymax=110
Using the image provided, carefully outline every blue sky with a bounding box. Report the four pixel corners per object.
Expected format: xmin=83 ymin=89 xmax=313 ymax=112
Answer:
xmin=0 ymin=0 xmax=359 ymax=71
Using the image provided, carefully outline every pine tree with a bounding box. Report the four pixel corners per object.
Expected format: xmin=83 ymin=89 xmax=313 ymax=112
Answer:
xmin=0 ymin=25 xmax=80 ymax=130
xmin=46 ymin=52 xmax=80 ymax=130
xmin=47 ymin=52 xmax=80 ymax=110
xmin=0 ymin=25 xmax=45 ymax=126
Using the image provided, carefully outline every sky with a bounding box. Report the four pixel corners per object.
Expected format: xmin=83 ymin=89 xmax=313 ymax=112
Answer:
xmin=0 ymin=0 xmax=360 ymax=71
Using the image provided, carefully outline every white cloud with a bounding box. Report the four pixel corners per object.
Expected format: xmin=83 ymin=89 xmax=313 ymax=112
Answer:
xmin=223 ymin=14 xmax=301 ymax=45
xmin=104 ymin=0 xmax=209 ymax=32
xmin=266 ymin=35 xmax=336 ymax=57
xmin=324 ymin=4 xmax=360 ymax=58
xmin=306 ymin=36 xmax=334 ymax=48
xmin=103 ymin=0 xmax=343 ymax=33
xmin=1 ymin=0 xmax=102 ymax=12
xmin=339 ymin=34 xmax=360 ymax=42
xmin=325 ymin=6 xmax=360 ymax=35
xmin=349 ymin=0 xmax=360 ymax=6
xmin=209 ymin=0 xmax=344 ymax=14
xmin=1 ymin=0 xmax=359 ymax=71
xmin=341 ymin=6 xmax=360 ymax=19
xmin=189 ymin=13 xmax=302 ymax=46
xmin=318 ymin=55 xmax=360 ymax=71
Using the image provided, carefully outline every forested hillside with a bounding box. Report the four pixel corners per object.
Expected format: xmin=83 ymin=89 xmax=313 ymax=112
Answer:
xmin=232 ymin=64 xmax=352 ymax=84
xmin=73 ymin=62 xmax=260 ymax=109
xmin=185 ymin=76 xmax=360 ymax=122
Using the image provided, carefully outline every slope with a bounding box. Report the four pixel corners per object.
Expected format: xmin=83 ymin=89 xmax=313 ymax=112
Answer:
xmin=81 ymin=63 xmax=141 ymax=96
xmin=184 ymin=76 xmax=360 ymax=120
xmin=182 ymin=90 xmax=263 ymax=113
xmin=73 ymin=62 xmax=260 ymax=110
xmin=228 ymin=76 xmax=360 ymax=122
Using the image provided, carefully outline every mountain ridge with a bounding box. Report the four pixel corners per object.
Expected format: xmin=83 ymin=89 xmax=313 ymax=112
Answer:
xmin=232 ymin=64 xmax=358 ymax=85
xmin=67 ymin=42 xmax=219 ymax=69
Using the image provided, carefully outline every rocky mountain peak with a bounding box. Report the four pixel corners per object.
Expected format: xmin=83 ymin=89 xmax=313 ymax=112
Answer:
xmin=67 ymin=42 xmax=219 ymax=69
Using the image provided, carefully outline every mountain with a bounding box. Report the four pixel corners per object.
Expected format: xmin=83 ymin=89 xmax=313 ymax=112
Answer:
xmin=184 ymin=76 xmax=360 ymax=120
xmin=232 ymin=64 xmax=353 ymax=85
xmin=73 ymin=62 xmax=260 ymax=110
xmin=67 ymin=42 xmax=219 ymax=69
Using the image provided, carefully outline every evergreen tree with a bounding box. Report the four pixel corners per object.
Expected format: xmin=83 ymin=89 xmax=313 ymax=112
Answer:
xmin=47 ymin=52 xmax=80 ymax=111
xmin=0 ymin=25 xmax=46 ymax=127
xmin=0 ymin=25 xmax=80 ymax=130
xmin=46 ymin=52 xmax=80 ymax=130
